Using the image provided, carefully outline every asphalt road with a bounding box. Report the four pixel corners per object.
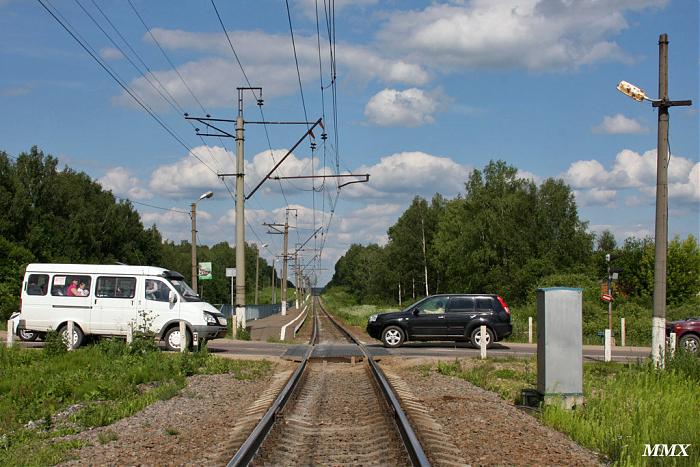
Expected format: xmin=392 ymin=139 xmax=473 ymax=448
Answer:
xmin=1 ymin=331 xmax=650 ymax=362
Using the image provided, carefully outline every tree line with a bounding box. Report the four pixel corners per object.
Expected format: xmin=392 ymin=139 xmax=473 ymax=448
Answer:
xmin=0 ymin=146 xmax=278 ymax=320
xmin=328 ymin=160 xmax=700 ymax=309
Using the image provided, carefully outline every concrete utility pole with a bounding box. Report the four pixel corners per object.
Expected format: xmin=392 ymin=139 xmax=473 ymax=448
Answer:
xmin=234 ymin=92 xmax=247 ymax=329
xmin=616 ymin=34 xmax=692 ymax=367
xmin=254 ymin=243 xmax=268 ymax=305
xmin=271 ymin=258 xmax=276 ymax=304
xmin=191 ymin=203 xmax=197 ymax=292
xmin=294 ymin=249 xmax=301 ymax=309
xmin=281 ymin=215 xmax=289 ymax=315
xmin=421 ymin=217 xmax=429 ymax=296
xmin=190 ymin=191 xmax=213 ymax=293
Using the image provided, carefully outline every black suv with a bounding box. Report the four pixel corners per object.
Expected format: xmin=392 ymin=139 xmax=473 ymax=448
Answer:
xmin=366 ymin=294 xmax=512 ymax=348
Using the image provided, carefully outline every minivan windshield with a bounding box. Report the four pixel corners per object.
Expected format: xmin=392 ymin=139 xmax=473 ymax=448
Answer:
xmin=167 ymin=279 xmax=201 ymax=302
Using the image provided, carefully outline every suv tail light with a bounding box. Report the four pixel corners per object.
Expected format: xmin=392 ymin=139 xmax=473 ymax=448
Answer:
xmin=497 ymin=296 xmax=510 ymax=317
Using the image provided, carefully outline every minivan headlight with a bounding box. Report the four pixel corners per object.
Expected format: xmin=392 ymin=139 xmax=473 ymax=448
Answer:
xmin=203 ymin=312 xmax=217 ymax=325
xmin=368 ymin=314 xmax=378 ymax=323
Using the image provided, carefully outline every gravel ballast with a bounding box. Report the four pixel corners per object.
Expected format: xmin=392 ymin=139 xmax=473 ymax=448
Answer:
xmin=58 ymin=358 xmax=296 ymax=466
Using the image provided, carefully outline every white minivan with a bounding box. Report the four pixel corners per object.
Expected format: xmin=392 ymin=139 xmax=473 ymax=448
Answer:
xmin=15 ymin=263 xmax=228 ymax=350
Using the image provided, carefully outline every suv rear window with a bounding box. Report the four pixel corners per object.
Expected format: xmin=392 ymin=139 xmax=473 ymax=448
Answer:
xmin=476 ymin=297 xmax=494 ymax=311
xmin=448 ymin=297 xmax=474 ymax=312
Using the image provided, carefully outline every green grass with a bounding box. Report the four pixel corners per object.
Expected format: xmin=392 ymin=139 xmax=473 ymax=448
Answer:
xmin=421 ymin=352 xmax=699 ymax=466
xmin=508 ymin=297 xmax=700 ymax=347
xmin=0 ymin=340 xmax=273 ymax=466
xmin=322 ymin=288 xmax=401 ymax=327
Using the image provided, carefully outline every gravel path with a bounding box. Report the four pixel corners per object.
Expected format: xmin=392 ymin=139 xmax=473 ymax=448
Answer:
xmin=380 ymin=357 xmax=602 ymax=466
xmin=58 ymin=358 xmax=296 ymax=467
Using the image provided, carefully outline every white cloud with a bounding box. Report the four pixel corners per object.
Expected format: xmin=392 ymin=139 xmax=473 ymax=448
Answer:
xmin=99 ymin=47 xmax=124 ymax=61
xmin=593 ymin=114 xmax=648 ymax=134
xmin=669 ymin=162 xmax=700 ymax=202
xmin=115 ymin=29 xmax=428 ymax=110
xmin=562 ymin=149 xmax=696 ymax=196
xmin=99 ymin=167 xmax=152 ymax=200
xmin=148 ymin=146 xmax=233 ymax=198
xmin=333 ymin=203 xmax=403 ymax=246
xmin=574 ymin=188 xmax=617 ymax=207
xmin=375 ymin=0 xmax=665 ymax=71
xmin=349 ymin=151 xmax=470 ymax=199
xmin=364 ymin=88 xmax=444 ymax=127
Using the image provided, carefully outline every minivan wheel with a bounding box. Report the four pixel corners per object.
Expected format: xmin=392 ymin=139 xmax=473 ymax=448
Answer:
xmin=381 ymin=326 xmax=405 ymax=348
xmin=58 ymin=324 xmax=84 ymax=350
xmin=470 ymin=326 xmax=494 ymax=349
xmin=164 ymin=326 xmax=191 ymax=352
xmin=679 ymin=334 xmax=699 ymax=353
xmin=19 ymin=329 xmax=39 ymax=341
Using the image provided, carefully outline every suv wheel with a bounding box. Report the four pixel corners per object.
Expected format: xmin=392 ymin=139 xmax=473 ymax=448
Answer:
xmin=381 ymin=326 xmax=405 ymax=348
xmin=679 ymin=334 xmax=699 ymax=353
xmin=470 ymin=326 xmax=494 ymax=349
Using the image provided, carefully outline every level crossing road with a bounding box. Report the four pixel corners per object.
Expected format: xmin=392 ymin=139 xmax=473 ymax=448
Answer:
xmin=1 ymin=331 xmax=650 ymax=362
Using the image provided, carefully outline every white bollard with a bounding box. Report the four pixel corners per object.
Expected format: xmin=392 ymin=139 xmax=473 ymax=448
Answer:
xmin=6 ymin=319 xmax=14 ymax=347
xmin=528 ymin=317 xmax=533 ymax=344
xmin=669 ymin=332 xmax=677 ymax=358
xmin=179 ymin=320 xmax=186 ymax=353
xmin=67 ymin=320 xmax=74 ymax=351
xmin=620 ymin=318 xmax=626 ymax=347
xmin=480 ymin=324 xmax=487 ymax=359
xmin=126 ymin=323 xmax=133 ymax=344
xmin=604 ymin=329 xmax=612 ymax=362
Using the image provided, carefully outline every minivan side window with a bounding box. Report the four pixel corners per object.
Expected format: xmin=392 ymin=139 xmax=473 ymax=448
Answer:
xmin=51 ymin=275 xmax=92 ymax=297
xmin=96 ymin=277 xmax=137 ymax=299
xmin=447 ymin=297 xmax=474 ymax=313
xmin=27 ymin=274 xmax=49 ymax=296
xmin=145 ymin=279 xmax=171 ymax=302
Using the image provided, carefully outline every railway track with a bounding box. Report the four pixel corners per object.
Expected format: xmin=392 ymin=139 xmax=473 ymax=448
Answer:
xmin=226 ymin=297 xmax=429 ymax=466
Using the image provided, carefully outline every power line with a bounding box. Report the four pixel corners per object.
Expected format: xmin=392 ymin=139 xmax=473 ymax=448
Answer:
xmin=37 ymin=0 xmax=219 ymax=177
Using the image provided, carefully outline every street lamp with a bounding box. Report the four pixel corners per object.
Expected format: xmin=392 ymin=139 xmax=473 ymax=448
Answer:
xmin=616 ymin=33 xmax=692 ymax=366
xmin=255 ymin=243 xmax=268 ymax=305
xmin=191 ymin=191 xmax=214 ymax=294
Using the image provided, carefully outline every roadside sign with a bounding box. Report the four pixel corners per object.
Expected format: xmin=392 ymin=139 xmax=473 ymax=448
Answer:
xmin=226 ymin=268 xmax=236 ymax=277
xmin=601 ymin=293 xmax=613 ymax=302
xmin=198 ymin=262 xmax=213 ymax=280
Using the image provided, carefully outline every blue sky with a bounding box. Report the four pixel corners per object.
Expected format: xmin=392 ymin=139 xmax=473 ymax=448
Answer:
xmin=1 ymin=0 xmax=698 ymax=286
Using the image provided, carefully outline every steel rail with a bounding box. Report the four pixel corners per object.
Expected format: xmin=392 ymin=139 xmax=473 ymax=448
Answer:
xmin=317 ymin=299 xmax=431 ymax=467
xmin=227 ymin=297 xmax=430 ymax=466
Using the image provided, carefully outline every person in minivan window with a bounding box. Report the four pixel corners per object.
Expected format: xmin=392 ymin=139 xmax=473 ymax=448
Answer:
xmin=66 ymin=279 xmax=80 ymax=297
xmin=146 ymin=280 xmax=158 ymax=301
xmin=77 ymin=281 xmax=89 ymax=296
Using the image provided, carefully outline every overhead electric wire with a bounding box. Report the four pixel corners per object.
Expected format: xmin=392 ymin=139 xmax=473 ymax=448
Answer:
xmin=209 ymin=0 xmax=293 ymax=209
xmin=125 ymin=0 xmax=228 ymax=173
xmin=37 ymin=0 xmax=220 ymax=177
